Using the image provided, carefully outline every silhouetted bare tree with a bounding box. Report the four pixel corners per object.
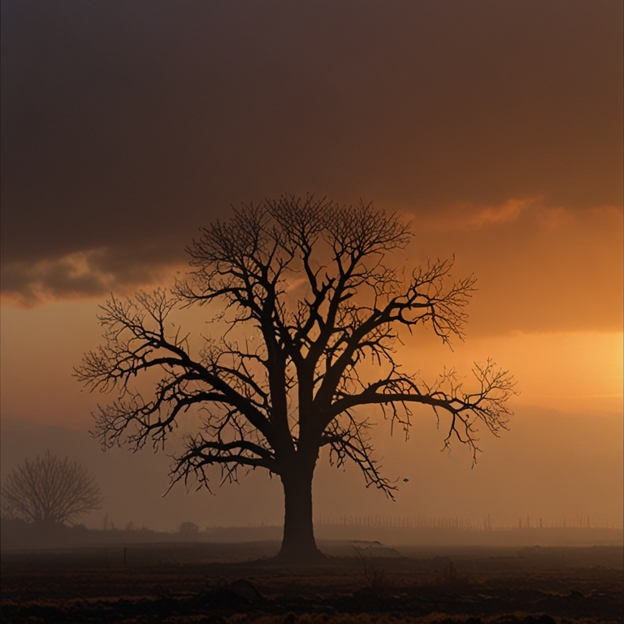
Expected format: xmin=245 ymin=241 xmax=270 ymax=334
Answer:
xmin=76 ymin=196 xmax=515 ymax=561
xmin=1 ymin=451 xmax=102 ymax=526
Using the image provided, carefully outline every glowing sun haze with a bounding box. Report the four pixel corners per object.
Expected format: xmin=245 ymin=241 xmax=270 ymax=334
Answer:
xmin=1 ymin=0 xmax=622 ymax=529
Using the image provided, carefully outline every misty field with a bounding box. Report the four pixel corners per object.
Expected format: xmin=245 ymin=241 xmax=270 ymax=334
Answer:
xmin=1 ymin=541 xmax=622 ymax=623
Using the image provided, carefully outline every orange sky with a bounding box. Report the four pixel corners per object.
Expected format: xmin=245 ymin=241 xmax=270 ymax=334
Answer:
xmin=1 ymin=1 xmax=622 ymax=529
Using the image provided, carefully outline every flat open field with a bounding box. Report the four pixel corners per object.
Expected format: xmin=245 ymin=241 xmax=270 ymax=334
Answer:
xmin=1 ymin=542 xmax=622 ymax=623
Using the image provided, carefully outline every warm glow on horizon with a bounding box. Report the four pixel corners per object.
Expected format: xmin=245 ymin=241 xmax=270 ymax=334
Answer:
xmin=1 ymin=299 xmax=622 ymax=433
xmin=415 ymin=330 xmax=624 ymax=416
xmin=2 ymin=292 xmax=623 ymax=530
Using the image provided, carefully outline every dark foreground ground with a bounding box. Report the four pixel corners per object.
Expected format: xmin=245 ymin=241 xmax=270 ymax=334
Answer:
xmin=1 ymin=541 xmax=622 ymax=623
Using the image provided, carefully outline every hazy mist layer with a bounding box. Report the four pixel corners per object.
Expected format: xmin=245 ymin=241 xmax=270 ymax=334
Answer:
xmin=2 ymin=407 xmax=621 ymax=533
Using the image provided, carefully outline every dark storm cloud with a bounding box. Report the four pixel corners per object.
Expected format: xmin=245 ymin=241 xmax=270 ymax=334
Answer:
xmin=2 ymin=242 xmax=181 ymax=306
xmin=2 ymin=0 xmax=622 ymax=300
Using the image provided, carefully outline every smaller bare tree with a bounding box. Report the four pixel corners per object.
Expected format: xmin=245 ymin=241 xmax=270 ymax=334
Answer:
xmin=1 ymin=451 xmax=102 ymax=526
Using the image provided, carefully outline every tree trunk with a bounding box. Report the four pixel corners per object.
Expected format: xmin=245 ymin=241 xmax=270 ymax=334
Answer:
xmin=277 ymin=462 xmax=324 ymax=562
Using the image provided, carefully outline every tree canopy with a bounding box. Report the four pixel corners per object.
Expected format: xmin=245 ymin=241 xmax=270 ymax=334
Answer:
xmin=1 ymin=451 xmax=102 ymax=526
xmin=77 ymin=196 xmax=515 ymax=560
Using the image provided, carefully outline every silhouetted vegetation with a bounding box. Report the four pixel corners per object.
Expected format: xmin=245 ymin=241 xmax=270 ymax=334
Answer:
xmin=179 ymin=521 xmax=199 ymax=537
xmin=77 ymin=196 xmax=515 ymax=561
xmin=1 ymin=451 xmax=101 ymax=527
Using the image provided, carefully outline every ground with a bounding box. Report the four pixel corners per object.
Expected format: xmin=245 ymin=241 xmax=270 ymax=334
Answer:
xmin=1 ymin=541 xmax=622 ymax=623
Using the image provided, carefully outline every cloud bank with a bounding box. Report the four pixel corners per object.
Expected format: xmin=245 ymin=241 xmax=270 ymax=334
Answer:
xmin=2 ymin=0 xmax=622 ymax=332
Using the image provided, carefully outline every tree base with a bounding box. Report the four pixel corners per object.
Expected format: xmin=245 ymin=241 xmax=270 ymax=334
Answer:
xmin=274 ymin=544 xmax=327 ymax=564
